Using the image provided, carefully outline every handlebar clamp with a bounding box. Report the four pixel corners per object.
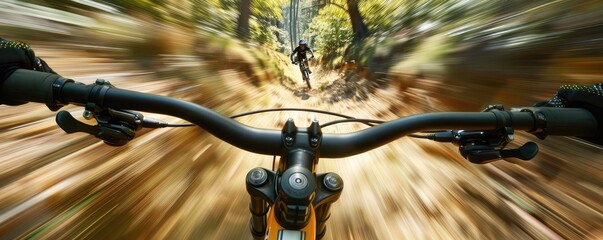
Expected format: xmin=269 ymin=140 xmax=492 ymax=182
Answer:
xmin=47 ymin=76 xmax=74 ymax=111
xmin=83 ymin=79 xmax=115 ymax=114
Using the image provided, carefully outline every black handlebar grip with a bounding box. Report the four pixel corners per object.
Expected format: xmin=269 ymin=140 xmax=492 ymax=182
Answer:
xmin=520 ymin=107 xmax=598 ymax=138
xmin=0 ymin=69 xmax=68 ymax=106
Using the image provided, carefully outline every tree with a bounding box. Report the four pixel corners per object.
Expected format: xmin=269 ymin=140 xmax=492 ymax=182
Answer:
xmin=315 ymin=0 xmax=368 ymax=41
xmin=346 ymin=0 xmax=368 ymax=41
xmin=237 ymin=0 xmax=252 ymax=39
xmin=288 ymin=0 xmax=300 ymax=50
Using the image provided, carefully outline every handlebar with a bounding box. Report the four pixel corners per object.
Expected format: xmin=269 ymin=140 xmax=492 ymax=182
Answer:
xmin=1 ymin=69 xmax=599 ymax=158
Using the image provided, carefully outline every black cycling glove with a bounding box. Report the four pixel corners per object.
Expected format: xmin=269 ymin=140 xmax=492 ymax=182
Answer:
xmin=0 ymin=38 xmax=56 ymax=79
xmin=538 ymin=84 xmax=603 ymax=145
xmin=0 ymin=38 xmax=57 ymax=105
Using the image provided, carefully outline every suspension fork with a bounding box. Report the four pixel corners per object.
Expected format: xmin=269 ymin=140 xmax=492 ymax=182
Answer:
xmin=246 ymin=167 xmax=277 ymax=239
xmin=313 ymin=173 xmax=343 ymax=239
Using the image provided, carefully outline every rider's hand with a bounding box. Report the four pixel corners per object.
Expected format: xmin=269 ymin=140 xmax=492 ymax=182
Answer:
xmin=538 ymin=83 xmax=603 ymax=145
xmin=292 ymin=61 xmax=297 ymax=65
xmin=0 ymin=38 xmax=57 ymax=105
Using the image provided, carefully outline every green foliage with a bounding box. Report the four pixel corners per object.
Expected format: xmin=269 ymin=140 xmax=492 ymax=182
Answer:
xmin=252 ymin=0 xmax=286 ymax=21
xmin=105 ymin=0 xmax=159 ymax=14
xmin=306 ymin=4 xmax=353 ymax=61
xmin=359 ymin=1 xmax=398 ymax=35
xmin=192 ymin=0 xmax=239 ymax=36
xmin=190 ymin=0 xmax=287 ymax=49
xmin=301 ymin=0 xmax=487 ymax=65
xmin=249 ymin=0 xmax=288 ymax=49
xmin=357 ymin=0 xmax=472 ymax=36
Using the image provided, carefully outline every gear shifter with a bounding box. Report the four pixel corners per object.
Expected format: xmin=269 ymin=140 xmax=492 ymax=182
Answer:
xmin=460 ymin=141 xmax=539 ymax=164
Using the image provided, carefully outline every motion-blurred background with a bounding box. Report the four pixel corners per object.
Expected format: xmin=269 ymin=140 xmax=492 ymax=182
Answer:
xmin=0 ymin=0 xmax=602 ymax=239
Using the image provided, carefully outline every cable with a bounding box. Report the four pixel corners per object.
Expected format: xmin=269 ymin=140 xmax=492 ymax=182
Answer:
xmin=229 ymin=108 xmax=358 ymax=119
xmin=272 ymin=155 xmax=276 ymax=171
xmin=164 ymin=123 xmax=195 ymax=127
xmin=229 ymin=108 xmax=386 ymax=128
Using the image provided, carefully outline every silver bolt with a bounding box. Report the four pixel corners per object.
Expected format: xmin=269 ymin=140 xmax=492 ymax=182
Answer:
xmin=83 ymin=110 xmax=93 ymax=119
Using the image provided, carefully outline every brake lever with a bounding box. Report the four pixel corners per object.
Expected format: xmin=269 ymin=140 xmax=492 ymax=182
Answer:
xmin=56 ymin=111 xmax=98 ymax=135
xmin=500 ymin=142 xmax=539 ymax=160
xmin=56 ymin=110 xmax=137 ymax=146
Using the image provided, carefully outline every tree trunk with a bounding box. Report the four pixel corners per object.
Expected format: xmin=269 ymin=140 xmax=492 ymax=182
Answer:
xmin=237 ymin=0 xmax=252 ymax=40
xmin=346 ymin=0 xmax=368 ymax=41
xmin=288 ymin=0 xmax=300 ymax=51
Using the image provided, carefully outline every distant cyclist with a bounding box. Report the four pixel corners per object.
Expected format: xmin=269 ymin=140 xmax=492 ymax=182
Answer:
xmin=290 ymin=40 xmax=315 ymax=74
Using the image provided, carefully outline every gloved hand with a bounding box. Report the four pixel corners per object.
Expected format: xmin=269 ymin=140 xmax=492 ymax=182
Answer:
xmin=0 ymin=38 xmax=57 ymax=105
xmin=292 ymin=61 xmax=297 ymax=65
xmin=308 ymin=56 xmax=314 ymax=61
xmin=538 ymin=84 xmax=603 ymax=145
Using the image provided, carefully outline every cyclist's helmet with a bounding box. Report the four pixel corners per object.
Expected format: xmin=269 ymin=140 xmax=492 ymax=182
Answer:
xmin=299 ymin=39 xmax=306 ymax=46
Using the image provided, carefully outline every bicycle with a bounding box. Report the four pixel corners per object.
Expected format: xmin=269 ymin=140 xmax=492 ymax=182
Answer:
xmin=294 ymin=57 xmax=313 ymax=90
xmin=0 ymin=69 xmax=599 ymax=240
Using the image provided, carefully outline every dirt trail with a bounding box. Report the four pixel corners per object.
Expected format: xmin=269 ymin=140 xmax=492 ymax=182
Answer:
xmin=0 ymin=47 xmax=601 ymax=240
